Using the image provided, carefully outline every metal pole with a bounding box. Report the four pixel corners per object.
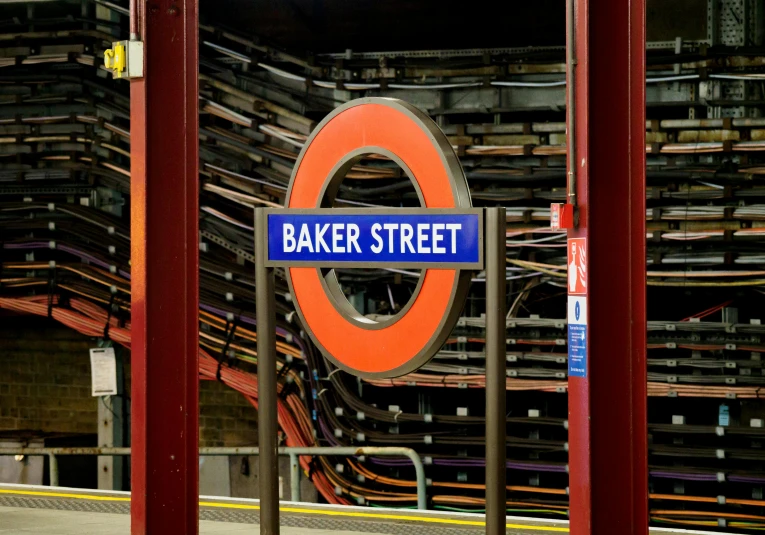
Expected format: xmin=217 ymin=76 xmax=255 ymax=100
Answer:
xmin=484 ymin=207 xmax=507 ymax=535
xmin=48 ymin=454 xmax=59 ymax=487
xmin=405 ymin=449 xmax=428 ymax=510
xmin=289 ymin=453 xmax=301 ymax=502
xmin=565 ymin=0 xmax=577 ymax=207
xmin=129 ymin=0 xmax=199 ymax=532
xmin=255 ymin=208 xmax=280 ymax=535
xmin=98 ymin=349 xmax=124 ymax=491
xmin=567 ymin=0 xmax=648 ymax=533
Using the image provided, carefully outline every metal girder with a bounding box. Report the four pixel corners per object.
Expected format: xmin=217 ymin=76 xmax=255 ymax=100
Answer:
xmin=567 ymin=0 xmax=648 ymax=534
xmin=129 ymin=0 xmax=199 ymax=533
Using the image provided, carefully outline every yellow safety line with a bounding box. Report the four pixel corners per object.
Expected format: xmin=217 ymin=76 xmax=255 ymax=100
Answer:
xmin=0 ymin=488 xmax=130 ymax=502
xmin=0 ymin=488 xmax=568 ymax=532
xmin=202 ymin=501 xmax=568 ymax=531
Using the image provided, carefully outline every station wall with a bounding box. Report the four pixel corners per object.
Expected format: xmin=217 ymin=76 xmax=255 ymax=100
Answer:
xmin=0 ymin=317 xmax=258 ymax=447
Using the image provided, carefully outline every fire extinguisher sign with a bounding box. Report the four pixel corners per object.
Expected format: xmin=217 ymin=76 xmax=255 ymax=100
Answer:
xmin=567 ymin=238 xmax=587 ymax=295
xmin=567 ymin=238 xmax=587 ymax=378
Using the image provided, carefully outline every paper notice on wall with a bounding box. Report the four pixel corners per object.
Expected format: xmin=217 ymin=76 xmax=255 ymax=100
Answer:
xmin=90 ymin=347 xmax=118 ymax=396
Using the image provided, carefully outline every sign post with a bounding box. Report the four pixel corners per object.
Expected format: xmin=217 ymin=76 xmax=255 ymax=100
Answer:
xmin=254 ymin=208 xmax=279 ymax=535
xmin=484 ymin=207 xmax=507 ymax=535
xmin=254 ymin=98 xmax=507 ymax=535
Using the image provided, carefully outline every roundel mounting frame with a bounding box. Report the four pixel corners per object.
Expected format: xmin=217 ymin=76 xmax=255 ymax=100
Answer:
xmin=285 ymin=98 xmax=473 ymax=379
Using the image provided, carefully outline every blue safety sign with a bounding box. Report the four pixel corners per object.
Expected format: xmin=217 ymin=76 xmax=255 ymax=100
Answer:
xmin=266 ymin=210 xmax=482 ymax=268
xmin=568 ymin=325 xmax=587 ymax=377
xmin=567 ymin=296 xmax=587 ymax=378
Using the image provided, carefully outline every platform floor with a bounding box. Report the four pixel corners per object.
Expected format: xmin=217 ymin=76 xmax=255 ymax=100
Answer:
xmin=0 ymin=484 xmax=728 ymax=535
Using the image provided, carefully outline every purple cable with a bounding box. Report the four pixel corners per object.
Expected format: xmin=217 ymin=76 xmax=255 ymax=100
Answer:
xmin=199 ymin=303 xmax=311 ymax=356
xmin=5 ymin=242 xmax=49 ymax=249
xmin=650 ymin=471 xmax=718 ymax=482
xmin=507 ymin=462 xmax=567 ymax=473
xmin=4 ymin=242 xmax=131 ymax=279
xmin=200 ymin=302 xmax=292 ymax=338
xmin=319 ymin=418 xmax=342 ymax=446
xmin=59 ymin=244 xmax=132 ymax=279
xmin=729 ymin=475 xmax=765 ymax=484
xmin=369 ymin=457 xmax=567 ymax=473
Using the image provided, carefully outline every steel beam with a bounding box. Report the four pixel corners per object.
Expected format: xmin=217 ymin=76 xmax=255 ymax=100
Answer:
xmin=567 ymin=0 xmax=648 ymax=534
xmin=129 ymin=0 xmax=199 ymax=532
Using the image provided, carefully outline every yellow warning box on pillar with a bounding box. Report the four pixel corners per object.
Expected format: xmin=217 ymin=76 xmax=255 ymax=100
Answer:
xmin=103 ymin=42 xmax=125 ymax=74
xmin=104 ymin=40 xmax=144 ymax=79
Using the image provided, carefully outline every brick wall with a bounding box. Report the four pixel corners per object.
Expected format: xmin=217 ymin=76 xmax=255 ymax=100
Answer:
xmin=0 ymin=320 xmax=96 ymax=434
xmin=200 ymin=380 xmax=258 ymax=447
xmin=0 ymin=316 xmax=258 ymax=447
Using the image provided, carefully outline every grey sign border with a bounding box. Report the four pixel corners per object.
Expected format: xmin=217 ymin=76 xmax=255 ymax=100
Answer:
xmin=264 ymin=207 xmax=484 ymax=270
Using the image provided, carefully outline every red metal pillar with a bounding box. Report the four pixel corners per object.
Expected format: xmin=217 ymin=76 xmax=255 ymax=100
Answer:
xmin=567 ymin=0 xmax=648 ymax=534
xmin=130 ymin=0 xmax=199 ymax=532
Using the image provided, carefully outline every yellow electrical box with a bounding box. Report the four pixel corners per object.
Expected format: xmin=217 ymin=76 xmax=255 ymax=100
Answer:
xmin=104 ymin=42 xmax=126 ymax=74
xmin=104 ymin=40 xmax=143 ymax=79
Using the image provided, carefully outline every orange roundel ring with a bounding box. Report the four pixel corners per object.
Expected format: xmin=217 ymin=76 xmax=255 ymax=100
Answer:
xmin=285 ymin=98 xmax=472 ymax=378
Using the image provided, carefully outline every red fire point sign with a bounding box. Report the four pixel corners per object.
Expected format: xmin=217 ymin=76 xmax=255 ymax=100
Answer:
xmin=567 ymin=238 xmax=587 ymax=295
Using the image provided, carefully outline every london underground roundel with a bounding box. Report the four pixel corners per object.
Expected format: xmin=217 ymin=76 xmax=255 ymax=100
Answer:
xmin=283 ymin=98 xmax=474 ymax=378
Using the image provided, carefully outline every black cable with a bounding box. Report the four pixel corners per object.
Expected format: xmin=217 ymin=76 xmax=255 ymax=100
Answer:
xmin=103 ymin=290 xmax=117 ymax=341
xmin=47 ymin=264 xmax=57 ymax=318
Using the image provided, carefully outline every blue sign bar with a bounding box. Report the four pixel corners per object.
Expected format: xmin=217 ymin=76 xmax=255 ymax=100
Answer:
xmin=266 ymin=210 xmax=482 ymax=268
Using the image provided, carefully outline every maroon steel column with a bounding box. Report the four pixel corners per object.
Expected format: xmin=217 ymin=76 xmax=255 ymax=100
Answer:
xmin=130 ymin=0 xmax=199 ymax=533
xmin=567 ymin=0 xmax=648 ymax=534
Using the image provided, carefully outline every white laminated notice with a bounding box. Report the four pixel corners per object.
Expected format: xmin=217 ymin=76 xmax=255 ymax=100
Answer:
xmin=90 ymin=347 xmax=118 ymax=396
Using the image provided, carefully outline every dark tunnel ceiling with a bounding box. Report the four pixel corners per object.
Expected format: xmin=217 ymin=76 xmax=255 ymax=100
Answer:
xmin=200 ymin=0 xmax=708 ymax=54
xmin=201 ymin=0 xmax=566 ymax=53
